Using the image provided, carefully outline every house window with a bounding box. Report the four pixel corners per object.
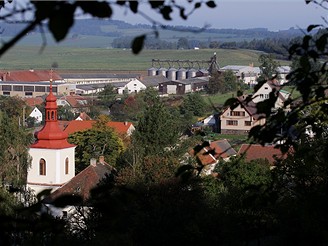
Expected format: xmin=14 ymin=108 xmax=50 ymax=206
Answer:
xmin=39 ymin=158 xmax=46 ymax=176
xmin=65 ymin=157 xmax=69 ymax=175
xmin=3 ymin=92 xmax=10 ymax=96
xmin=13 ymin=85 xmax=23 ymax=91
xmin=2 ymin=85 xmax=11 ymax=91
xmin=35 ymin=86 xmax=46 ymax=92
xmin=260 ymin=94 xmax=264 ymax=98
xmin=25 ymin=92 xmax=33 ymax=96
xmin=24 ymin=86 xmax=34 ymax=92
xmin=244 ymin=121 xmax=252 ymax=126
xmin=265 ymin=94 xmax=269 ymax=99
xmin=231 ymin=111 xmax=245 ymax=116
xmin=226 ymin=120 xmax=238 ymax=126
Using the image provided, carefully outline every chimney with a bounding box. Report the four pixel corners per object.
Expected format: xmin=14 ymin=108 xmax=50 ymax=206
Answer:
xmin=124 ymin=121 xmax=128 ymax=126
xmin=90 ymin=158 xmax=97 ymax=167
xmin=99 ymin=155 xmax=105 ymax=164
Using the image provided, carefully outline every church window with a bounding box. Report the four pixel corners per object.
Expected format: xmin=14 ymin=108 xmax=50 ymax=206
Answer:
xmin=65 ymin=157 xmax=69 ymax=174
xmin=39 ymin=158 xmax=46 ymax=176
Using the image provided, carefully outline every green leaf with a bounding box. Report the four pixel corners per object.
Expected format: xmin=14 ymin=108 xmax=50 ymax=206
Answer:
xmin=302 ymin=35 xmax=312 ymax=49
xmin=129 ymin=1 xmax=138 ymax=13
xmin=307 ymin=24 xmax=320 ymax=32
xmin=116 ymin=1 xmax=126 ymax=6
xmin=78 ymin=1 xmax=112 ymax=18
xmin=160 ymin=5 xmax=173 ymax=20
xmin=180 ymin=8 xmax=187 ymax=20
xmin=206 ymin=1 xmax=216 ymax=8
xmin=149 ymin=1 xmax=165 ymax=9
xmin=315 ymin=33 xmax=328 ymax=52
xmin=48 ymin=3 xmax=76 ymax=42
xmin=194 ymin=2 xmax=201 ymax=9
xmin=132 ymin=35 xmax=146 ymax=54
xmin=224 ymin=97 xmax=238 ymax=108
xmin=299 ymin=55 xmax=311 ymax=71
xmin=32 ymin=1 xmax=57 ymax=21
xmin=37 ymin=189 xmax=52 ymax=202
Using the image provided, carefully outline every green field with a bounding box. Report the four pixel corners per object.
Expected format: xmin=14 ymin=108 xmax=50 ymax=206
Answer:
xmin=0 ymin=45 xmax=290 ymax=71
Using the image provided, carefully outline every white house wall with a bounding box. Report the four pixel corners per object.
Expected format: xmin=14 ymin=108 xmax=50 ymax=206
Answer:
xmin=220 ymin=104 xmax=266 ymax=134
xmin=29 ymin=107 xmax=43 ymax=123
xmin=124 ymin=79 xmax=146 ymax=94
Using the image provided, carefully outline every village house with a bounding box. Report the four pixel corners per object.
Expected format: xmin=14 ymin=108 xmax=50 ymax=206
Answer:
xmin=220 ymin=96 xmax=266 ymax=134
xmin=252 ymin=80 xmax=290 ymax=109
xmin=220 ymin=80 xmax=290 ymax=134
xmin=28 ymin=107 xmax=43 ymax=124
xmin=220 ymin=65 xmax=261 ymax=86
xmin=220 ymin=65 xmax=291 ymax=86
xmin=75 ymin=112 xmax=92 ymax=121
xmin=111 ymin=78 xmax=146 ymax=94
xmin=57 ymin=95 xmax=90 ymax=114
xmin=24 ymin=97 xmax=44 ymax=124
xmin=191 ymin=139 xmax=237 ymax=176
xmin=43 ymin=156 xmax=115 ymax=219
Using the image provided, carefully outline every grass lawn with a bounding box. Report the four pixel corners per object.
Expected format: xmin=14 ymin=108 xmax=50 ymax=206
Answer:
xmin=0 ymin=46 xmax=290 ymax=71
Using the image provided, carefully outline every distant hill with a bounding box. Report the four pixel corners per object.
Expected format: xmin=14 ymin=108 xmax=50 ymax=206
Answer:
xmin=0 ymin=18 xmax=304 ymax=46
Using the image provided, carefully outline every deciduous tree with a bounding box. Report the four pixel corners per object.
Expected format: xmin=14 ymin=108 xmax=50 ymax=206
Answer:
xmin=68 ymin=116 xmax=124 ymax=173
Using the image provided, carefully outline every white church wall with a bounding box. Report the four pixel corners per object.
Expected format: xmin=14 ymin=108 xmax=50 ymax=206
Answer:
xmin=27 ymin=147 xmax=76 ymax=194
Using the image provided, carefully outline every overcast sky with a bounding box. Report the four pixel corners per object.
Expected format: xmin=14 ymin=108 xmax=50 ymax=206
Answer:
xmin=111 ymin=0 xmax=328 ymax=31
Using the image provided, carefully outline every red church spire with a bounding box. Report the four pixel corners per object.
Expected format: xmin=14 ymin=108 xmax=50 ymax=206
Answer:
xmin=30 ymin=77 xmax=75 ymax=149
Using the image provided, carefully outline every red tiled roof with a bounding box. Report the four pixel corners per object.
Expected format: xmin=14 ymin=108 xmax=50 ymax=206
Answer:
xmin=191 ymin=140 xmax=237 ymax=166
xmin=58 ymin=120 xmax=70 ymax=131
xmin=58 ymin=95 xmax=88 ymax=108
xmin=24 ymin=97 xmax=44 ymax=107
xmin=46 ymin=160 xmax=114 ymax=202
xmin=196 ymin=148 xmax=217 ymax=166
xmin=63 ymin=120 xmax=133 ymax=135
xmin=237 ymin=144 xmax=289 ymax=164
xmin=0 ymin=70 xmax=62 ymax=82
xmin=209 ymin=140 xmax=237 ymax=159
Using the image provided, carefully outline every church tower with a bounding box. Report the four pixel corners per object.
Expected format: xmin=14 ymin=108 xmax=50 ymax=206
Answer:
xmin=27 ymin=79 xmax=76 ymax=195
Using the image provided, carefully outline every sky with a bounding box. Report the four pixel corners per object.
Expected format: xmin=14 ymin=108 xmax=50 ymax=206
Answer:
xmin=110 ymin=0 xmax=328 ymax=31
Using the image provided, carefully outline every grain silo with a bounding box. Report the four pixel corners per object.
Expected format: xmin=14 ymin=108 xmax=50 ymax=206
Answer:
xmin=148 ymin=67 xmax=157 ymax=76
xmin=167 ymin=67 xmax=177 ymax=81
xmin=177 ymin=68 xmax=187 ymax=80
xmin=157 ymin=67 xmax=168 ymax=77
xmin=187 ymin=68 xmax=197 ymax=78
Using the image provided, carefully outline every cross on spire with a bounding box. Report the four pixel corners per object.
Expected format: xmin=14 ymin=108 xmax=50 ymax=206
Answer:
xmin=50 ymin=68 xmax=53 ymax=92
